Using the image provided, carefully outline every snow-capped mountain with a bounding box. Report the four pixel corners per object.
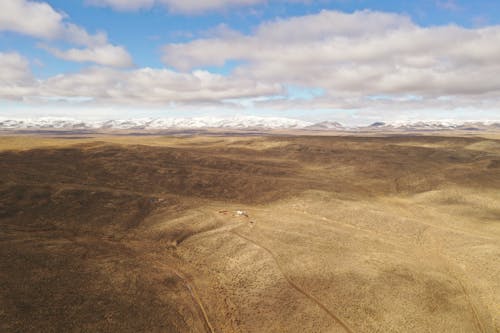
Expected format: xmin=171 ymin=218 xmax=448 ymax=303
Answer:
xmin=363 ymin=121 xmax=500 ymax=131
xmin=0 ymin=117 xmax=499 ymax=131
xmin=304 ymin=121 xmax=345 ymax=130
xmin=0 ymin=116 xmax=312 ymax=130
xmin=304 ymin=120 xmax=500 ymax=131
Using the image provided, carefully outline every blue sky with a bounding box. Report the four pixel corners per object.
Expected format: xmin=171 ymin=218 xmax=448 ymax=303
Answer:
xmin=1 ymin=0 xmax=500 ymax=124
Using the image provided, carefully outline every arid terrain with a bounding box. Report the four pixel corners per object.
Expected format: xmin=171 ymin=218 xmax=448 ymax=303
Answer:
xmin=0 ymin=133 xmax=499 ymax=332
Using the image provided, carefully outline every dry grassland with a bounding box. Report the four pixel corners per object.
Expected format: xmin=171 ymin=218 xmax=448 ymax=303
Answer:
xmin=0 ymin=134 xmax=499 ymax=332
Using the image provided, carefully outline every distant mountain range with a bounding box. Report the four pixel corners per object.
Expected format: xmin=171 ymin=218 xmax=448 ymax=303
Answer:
xmin=1 ymin=117 xmax=499 ymax=132
xmin=360 ymin=121 xmax=500 ymax=131
xmin=0 ymin=116 xmax=310 ymax=131
xmin=303 ymin=121 xmax=345 ymax=130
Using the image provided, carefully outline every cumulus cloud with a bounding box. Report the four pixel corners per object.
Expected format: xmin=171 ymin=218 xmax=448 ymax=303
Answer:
xmin=39 ymin=67 xmax=281 ymax=105
xmin=86 ymin=0 xmax=265 ymax=13
xmin=0 ymin=0 xmax=132 ymax=66
xmin=0 ymin=0 xmax=63 ymax=40
xmin=0 ymin=55 xmax=281 ymax=106
xmin=161 ymin=10 xmax=500 ymax=105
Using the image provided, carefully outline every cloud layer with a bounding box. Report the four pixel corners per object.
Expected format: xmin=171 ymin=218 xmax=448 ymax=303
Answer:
xmin=160 ymin=10 xmax=500 ymax=113
xmin=2 ymin=8 xmax=500 ymax=118
xmin=162 ymin=10 xmax=500 ymax=99
xmin=0 ymin=54 xmax=281 ymax=106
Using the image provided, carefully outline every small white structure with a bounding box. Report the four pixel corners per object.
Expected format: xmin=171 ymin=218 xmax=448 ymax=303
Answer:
xmin=235 ymin=210 xmax=249 ymax=217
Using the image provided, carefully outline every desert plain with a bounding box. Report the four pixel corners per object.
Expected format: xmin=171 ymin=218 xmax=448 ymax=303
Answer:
xmin=0 ymin=133 xmax=499 ymax=332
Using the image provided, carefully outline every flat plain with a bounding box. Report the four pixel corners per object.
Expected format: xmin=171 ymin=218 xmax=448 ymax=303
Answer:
xmin=1 ymin=133 xmax=499 ymax=332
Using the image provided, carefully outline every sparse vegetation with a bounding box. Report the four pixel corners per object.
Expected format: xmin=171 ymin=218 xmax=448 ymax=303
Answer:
xmin=1 ymin=134 xmax=499 ymax=332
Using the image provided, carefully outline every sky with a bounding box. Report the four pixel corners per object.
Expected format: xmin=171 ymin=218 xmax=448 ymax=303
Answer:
xmin=1 ymin=0 xmax=500 ymax=124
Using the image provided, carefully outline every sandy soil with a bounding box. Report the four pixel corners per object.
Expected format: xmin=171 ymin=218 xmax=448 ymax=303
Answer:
xmin=0 ymin=134 xmax=499 ymax=332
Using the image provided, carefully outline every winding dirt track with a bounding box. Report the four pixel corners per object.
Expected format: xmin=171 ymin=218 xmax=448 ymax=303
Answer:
xmin=171 ymin=269 xmax=215 ymax=333
xmin=152 ymin=261 xmax=215 ymax=333
xmin=298 ymin=209 xmax=490 ymax=333
xmin=455 ymin=278 xmax=486 ymax=333
xmin=231 ymin=229 xmax=355 ymax=333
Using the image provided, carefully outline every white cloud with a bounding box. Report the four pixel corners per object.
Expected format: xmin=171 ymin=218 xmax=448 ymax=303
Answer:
xmin=0 ymin=0 xmax=63 ymax=40
xmin=161 ymin=10 xmax=500 ymax=101
xmin=0 ymin=0 xmax=103 ymax=45
xmin=86 ymin=0 xmax=265 ymax=13
xmin=0 ymin=0 xmax=131 ymax=66
xmin=0 ymin=59 xmax=282 ymax=106
xmin=0 ymin=52 xmax=35 ymax=100
xmin=42 ymin=45 xmax=133 ymax=68
xmin=0 ymin=52 xmax=33 ymax=83
xmin=3 ymin=9 xmax=500 ymax=121
xmin=60 ymin=23 xmax=108 ymax=47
